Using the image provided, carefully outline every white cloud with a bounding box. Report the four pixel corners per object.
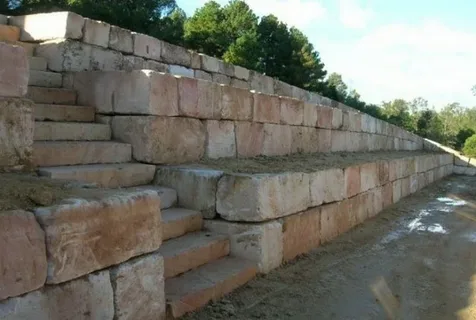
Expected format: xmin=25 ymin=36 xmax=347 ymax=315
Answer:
xmin=338 ymin=0 xmax=373 ymax=29
xmin=319 ymin=20 xmax=476 ymax=108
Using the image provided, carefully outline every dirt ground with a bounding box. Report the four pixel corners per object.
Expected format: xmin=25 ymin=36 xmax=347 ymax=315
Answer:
xmin=196 ymin=151 xmax=439 ymax=174
xmin=184 ymin=175 xmax=476 ymax=320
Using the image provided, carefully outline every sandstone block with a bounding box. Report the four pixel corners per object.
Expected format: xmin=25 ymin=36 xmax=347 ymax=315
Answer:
xmin=400 ymin=177 xmax=411 ymax=198
xmin=274 ymin=80 xmax=293 ymax=97
xmin=280 ymin=96 xmax=304 ymax=125
xmin=320 ymin=201 xmax=354 ymax=244
xmin=178 ymin=77 xmax=220 ymax=119
xmin=392 ymin=179 xmax=402 ymax=203
xmin=219 ymin=61 xmax=235 ymax=77
xmin=377 ymin=160 xmax=390 ymax=185
xmin=310 ymin=168 xmax=345 ymax=206
xmin=330 ymin=108 xmax=343 ymax=129
xmin=234 ymin=65 xmax=249 ymax=80
xmin=253 ymin=92 xmax=280 ymax=124
xmin=112 ymin=116 xmax=205 ymax=164
xmin=262 ymin=123 xmax=292 ymax=156
xmin=190 ymin=51 xmax=201 ymax=69
xmin=292 ymin=86 xmax=309 ymax=101
xmin=155 ymin=167 xmax=223 ymax=218
xmin=0 ymin=42 xmax=29 ymax=97
xmin=33 ymin=190 xmax=162 ymax=284
xmin=230 ymin=78 xmax=249 ymax=89
xmin=0 ymin=25 xmax=20 ymax=42
xmin=122 ymin=55 xmax=145 ymax=71
xmin=36 ymin=39 xmax=91 ymax=72
xmin=282 ymin=208 xmax=320 ymax=262
xmin=316 ymin=106 xmax=333 ymax=129
xmin=10 ymin=12 xmax=84 ymax=41
xmin=160 ymin=41 xmax=191 ymax=66
xmin=235 ymin=121 xmax=264 ymax=157
xmin=133 ymin=32 xmax=161 ymax=60
xmin=111 ymin=254 xmax=165 ymax=320
xmin=360 ymin=162 xmax=379 ymax=192
xmin=0 ymin=211 xmax=46 ymax=301
xmin=204 ymin=220 xmax=283 ymax=273
xmin=290 ymin=126 xmax=319 ymax=154
xmin=28 ymin=56 xmax=47 ymax=71
xmin=206 ymin=120 xmax=236 ymax=159
xmin=317 ymin=129 xmax=332 ymax=152
xmin=109 ymin=25 xmax=133 ymax=53
xmin=90 ymin=46 xmax=123 ymax=71
xmin=145 ymin=60 xmax=168 ymax=72
xmin=211 ymin=72 xmax=231 ymax=85
xmin=250 ymin=71 xmax=274 ymax=94
xmin=83 ymin=18 xmax=110 ymax=47
xmin=220 ymin=85 xmax=252 ymax=120
xmin=348 ymin=112 xmax=362 ymax=131
xmin=368 ymin=187 xmax=383 ymax=218
xmin=0 ymin=98 xmax=33 ymax=170
xmin=217 ymin=173 xmax=310 ymax=222
xmin=194 ymin=69 xmax=212 ymax=81
xmin=344 ymin=165 xmax=361 ymax=197
xmin=169 ymin=64 xmax=194 ymax=77
xmin=162 ymin=208 xmax=202 ymax=240
xmin=200 ymin=54 xmax=220 ymax=73
xmin=410 ymin=174 xmax=419 ymax=194
xmin=303 ymin=103 xmax=318 ymax=127
xmin=330 ymin=130 xmax=347 ymax=152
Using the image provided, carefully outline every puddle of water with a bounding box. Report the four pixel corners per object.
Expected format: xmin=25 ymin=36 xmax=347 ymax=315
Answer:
xmin=437 ymin=197 xmax=467 ymax=206
xmin=427 ymin=224 xmax=448 ymax=234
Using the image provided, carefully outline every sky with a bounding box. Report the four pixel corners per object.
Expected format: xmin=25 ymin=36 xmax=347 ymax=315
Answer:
xmin=176 ymin=0 xmax=476 ymax=110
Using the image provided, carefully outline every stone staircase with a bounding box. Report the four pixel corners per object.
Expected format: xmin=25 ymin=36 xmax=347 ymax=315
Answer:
xmin=0 ymin=21 xmax=257 ymax=319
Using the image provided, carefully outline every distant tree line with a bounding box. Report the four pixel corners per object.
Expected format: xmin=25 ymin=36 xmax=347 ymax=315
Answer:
xmin=2 ymin=0 xmax=476 ymax=153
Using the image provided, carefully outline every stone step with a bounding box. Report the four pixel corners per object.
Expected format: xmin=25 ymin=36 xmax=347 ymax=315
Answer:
xmin=28 ymin=56 xmax=47 ymax=71
xmin=34 ymin=121 xmax=111 ymax=141
xmin=0 ymin=40 xmax=36 ymax=56
xmin=159 ymin=231 xmax=229 ymax=279
xmin=162 ymin=208 xmax=203 ymax=241
xmin=165 ymin=257 xmax=258 ymax=319
xmin=27 ymin=86 xmax=76 ymax=105
xmin=0 ymin=25 xmax=20 ymax=42
xmin=38 ymin=163 xmax=156 ymax=188
xmin=127 ymin=185 xmax=178 ymax=210
xmin=28 ymin=70 xmax=62 ymax=87
xmin=33 ymin=141 xmax=132 ymax=167
xmin=35 ymin=104 xmax=95 ymax=122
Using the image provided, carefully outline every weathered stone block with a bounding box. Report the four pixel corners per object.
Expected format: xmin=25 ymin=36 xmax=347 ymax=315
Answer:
xmin=400 ymin=177 xmax=411 ymax=198
xmin=331 ymin=130 xmax=347 ymax=152
xmin=219 ymin=61 xmax=235 ymax=77
xmin=178 ymin=77 xmax=220 ymax=119
xmin=132 ymin=32 xmax=161 ymax=60
xmin=122 ymin=55 xmax=145 ymax=71
xmin=200 ymin=54 xmax=220 ymax=73
xmin=212 ymin=72 xmax=231 ymax=85
xmin=189 ymin=51 xmax=201 ymax=68
xmin=83 ymin=18 xmax=110 ymax=47
xmin=0 ymin=210 xmax=46 ymax=301
xmin=303 ymin=103 xmax=318 ymax=127
xmin=250 ymin=71 xmax=274 ymax=94
xmin=160 ymin=41 xmax=191 ymax=67
xmin=145 ymin=60 xmax=168 ymax=72
xmin=194 ymin=69 xmax=212 ymax=81
xmin=262 ymin=123 xmax=292 ymax=156
xmin=315 ymin=129 xmax=330 ymax=152
xmin=90 ymin=46 xmax=123 ymax=71
xmin=0 ymin=98 xmax=34 ymax=170
xmin=320 ymin=201 xmax=354 ymax=243
xmin=0 ymin=14 xmax=7 ymax=24
xmin=392 ymin=179 xmax=402 ymax=203
xmin=112 ymin=116 xmax=205 ymax=164
xmin=253 ymin=92 xmax=280 ymax=124
xmin=235 ymin=121 xmax=264 ymax=158
xmin=331 ymin=108 xmax=343 ymax=129
xmin=292 ymin=86 xmax=308 ymax=101
xmin=230 ymin=78 xmax=249 ymax=89
xmin=156 ymin=167 xmax=222 ymax=218
xmin=360 ymin=162 xmax=379 ymax=192
xmin=10 ymin=11 xmax=84 ymax=41
xmin=377 ymin=160 xmax=390 ymax=185
xmin=220 ymin=85 xmax=252 ymax=120
xmin=206 ymin=120 xmax=236 ymax=159
xmin=234 ymin=65 xmax=249 ymax=80
xmin=109 ymin=25 xmax=133 ymax=53
xmin=410 ymin=174 xmax=419 ymax=194
xmin=316 ymin=106 xmax=333 ymax=129
xmin=282 ymin=208 xmax=320 ymax=262
xmin=348 ymin=112 xmax=362 ymax=132
xmin=0 ymin=271 xmax=114 ymax=319
xmin=274 ymin=80 xmax=293 ymax=97
xmin=204 ymin=220 xmax=283 ymax=273
xmin=382 ymin=183 xmax=393 ymax=208
xmin=280 ymin=96 xmax=304 ymax=125
xmin=345 ymin=165 xmax=361 ymax=198
xmin=0 ymin=42 xmax=29 ymax=97
xmin=310 ymin=168 xmax=345 ymax=206
xmin=290 ymin=126 xmax=319 ymax=154
xmin=36 ymin=39 xmax=91 ymax=72
xmin=111 ymin=254 xmax=165 ymax=320
xmin=217 ymin=173 xmax=310 ymax=222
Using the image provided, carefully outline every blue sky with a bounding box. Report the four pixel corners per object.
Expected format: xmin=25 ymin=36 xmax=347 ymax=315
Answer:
xmin=176 ymin=0 xmax=476 ymax=109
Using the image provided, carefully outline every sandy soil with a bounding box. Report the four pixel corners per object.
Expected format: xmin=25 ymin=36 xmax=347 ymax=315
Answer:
xmin=184 ymin=175 xmax=476 ymax=320
xmin=195 ymin=151 xmax=440 ymax=174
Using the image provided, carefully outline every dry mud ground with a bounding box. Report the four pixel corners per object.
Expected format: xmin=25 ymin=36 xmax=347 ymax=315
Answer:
xmin=185 ymin=175 xmax=476 ymax=320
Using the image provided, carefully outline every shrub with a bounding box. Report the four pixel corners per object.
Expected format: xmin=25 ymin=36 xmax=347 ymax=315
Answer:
xmin=462 ymin=134 xmax=476 ymax=157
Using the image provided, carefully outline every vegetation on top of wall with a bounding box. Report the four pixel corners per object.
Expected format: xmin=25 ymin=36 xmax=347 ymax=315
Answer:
xmin=2 ymin=0 xmax=476 ymax=150
xmin=463 ymin=134 xmax=476 ymax=157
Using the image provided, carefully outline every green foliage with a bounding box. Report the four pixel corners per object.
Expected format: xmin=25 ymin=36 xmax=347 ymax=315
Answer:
xmin=0 ymin=0 xmax=9 ymax=13
xmin=463 ymin=134 xmax=476 ymax=157
xmin=455 ymin=128 xmax=475 ymax=150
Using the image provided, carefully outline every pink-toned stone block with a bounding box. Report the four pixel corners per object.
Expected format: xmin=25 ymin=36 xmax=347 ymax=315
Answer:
xmin=291 ymin=127 xmax=319 ymax=154
xmin=331 ymin=108 xmax=343 ymax=129
xmin=317 ymin=129 xmax=332 ymax=152
xmin=345 ymin=165 xmax=361 ymax=198
xmin=360 ymin=162 xmax=379 ymax=192
xmin=220 ymin=85 xmax=252 ymax=121
xmin=262 ymin=124 xmax=292 ymax=156
xmin=280 ymin=96 xmax=304 ymax=125
xmin=178 ymin=77 xmax=221 ymax=119
xmin=377 ymin=160 xmax=390 ymax=186
xmin=310 ymin=168 xmax=345 ymax=206
xmin=235 ymin=121 xmax=264 ymax=158
xmin=316 ymin=106 xmax=333 ymax=129
xmin=0 ymin=42 xmax=29 ymax=97
xmin=331 ymin=130 xmax=347 ymax=152
xmin=206 ymin=120 xmax=236 ymax=159
xmin=348 ymin=112 xmax=362 ymax=132
xmin=303 ymin=103 xmax=318 ymax=127
xmin=253 ymin=93 xmax=280 ymax=124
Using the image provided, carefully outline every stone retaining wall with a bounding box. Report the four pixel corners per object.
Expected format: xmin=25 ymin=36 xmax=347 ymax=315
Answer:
xmin=70 ymin=70 xmax=425 ymax=164
xmin=156 ymin=153 xmax=453 ymax=272
xmin=424 ymin=138 xmax=476 ymax=176
xmin=0 ymin=189 xmax=166 ymax=319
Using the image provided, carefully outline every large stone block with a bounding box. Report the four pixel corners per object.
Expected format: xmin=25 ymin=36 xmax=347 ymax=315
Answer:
xmin=83 ymin=18 xmax=110 ymax=47
xmin=10 ymin=12 xmax=84 ymax=41
xmin=230 ymin=78 xmax=249 ymax=89
xmin=220 ymin=85 xmax=252 ymax=120
xmin=109 ymin=25 xmax=133 ymax=53
xmin=382 ymin=183 xmax=394 ymax=208
xmin=250 ymin=71 xmax=274 ymax=94
xmin=234 ymin=65 xmax=249 ymax=80
xmin=169 ymin=64 xmax=194 ymax=77
xmin=377 ymin=160 xmax=390 ymax=186
xmin=310 ymin=168 xmax=345 ymax=206
xmin=303 ymin=103 xmax=318 ymax=127
xmin=36 ymin=39 xmax=91 ymax=72
xmin=345 ymin=165 xmax=361 ymax=198
xmin=90 ymin=46 xmax=123 ymax=71
xmin=290 ymin=126 xmax=319 ymax=154
xmin=0 ymin=271 xmax=114 ymax=320
xmin=274 ymin=80 xmax=293 ymax=97
xmin=0 ymin=98 xmax=34 ymax=171
xmin=235 ymin=121 xmax=264 ymax=158
xmin=262 ymin=123 xmax=292 ymax=156
xmin=206 ymin=120 xmax=236 ymax=159
xmin=217 ymin=173 xmax=310 ymax=222
xmin=0 ymin=210 xmax=46 ymax=301
xmin=320 ymin=201 xmax=355 ymax=244
xmin=331 ymin=108 xmax=343 ymax=129
xmin=253 ymin=92 xmax=280 ymax=124
xmin=0 ymin=42 xmax=29 ymax=97
xmin=360 ymin=162 xmax=379 ymax=192
xmin=200 ymin=54 xmax=220 ymax=73
xmin=33 ymin=190 xmax=162 ymax=284
xmin=316 ymin=106 xmax=333 ymax=129
xmin=132 ymin=32 xmax=161 ymax=60
xmin=111 ymin=254 xmax=165 ymax=320
xmin=282 ymin=208 xmax=320 ymax=262
xmin=212 ymin=72 xmax=231 ymax=85
xmin=194 ymin=70 xmax=212 ymax=81
xmin=317 ymin=129 xmax=332 ymax=152
xmin=145 ymin=60 xmax=168 ymax=72
xmin=280 ymin=96 xmax=304 ymax=125
xmin=204 ymin=220 xmax=283 ymax=273
xmin=112 ymin=116 xmax=205 ymax=164
xmin=178 ymin=77 xmax=220 ymax=119
xmin=122 ymin=55 xmax=145 ymax=71
xmin=160 ymin=41 xmax=191 ymax=67
xmin=155 ymin=167 xmax=223 ymax=218
xmin=330 ymin=130 xmax=347 ymax=152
